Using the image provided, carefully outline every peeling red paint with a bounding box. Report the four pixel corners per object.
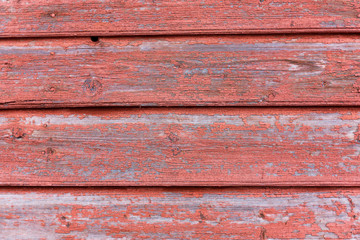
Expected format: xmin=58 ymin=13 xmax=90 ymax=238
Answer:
xmin=2 ymin=35 xmax=360 ymax=107
xmin=0 ymin=108 xmax=356 ymax=186
xmin=2 ymin=0 xmax=360 ymax=37
xmin=1 ymin=1 xmax=358 ymax=237
xmin=0 ymin=187 xmax=359 ymax=239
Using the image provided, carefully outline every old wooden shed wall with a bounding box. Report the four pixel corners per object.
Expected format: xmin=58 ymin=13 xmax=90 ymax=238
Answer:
xmin=1 ymin=0 xmax=360 ymax=238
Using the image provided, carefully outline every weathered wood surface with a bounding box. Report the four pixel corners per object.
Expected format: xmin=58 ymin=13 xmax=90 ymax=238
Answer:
xmin=2 ymin=107 xmax=360 ymax=186
xmin=2 ymin=0 xmax=360 ymax=37
xmin=3 ymin=35 xmax=360 ymax=108
xmin=0 ymin=187 xmax=359 ymax=239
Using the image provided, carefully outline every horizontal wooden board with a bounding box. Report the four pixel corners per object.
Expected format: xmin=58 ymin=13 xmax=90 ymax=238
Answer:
xmin=2 ymin=0 xmax=360 ymax=37
xmin=3 ymin=35 xmax=360 ymax=108
xmin=2 ymin=108 xmax=360 ymax=186
xmin=0 ymin=187 xmax=359 ymax=239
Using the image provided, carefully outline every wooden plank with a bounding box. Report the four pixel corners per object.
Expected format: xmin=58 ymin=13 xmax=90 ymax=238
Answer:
xmin=2 ymin=107 xmax=360 ymax=186
xmin=2 ymin=0 xmax=360 ymax=37
xmin=0 ymin=187 xmax=359 ymax=239
xmin=3 ymin=35 xmax=360 ymax=108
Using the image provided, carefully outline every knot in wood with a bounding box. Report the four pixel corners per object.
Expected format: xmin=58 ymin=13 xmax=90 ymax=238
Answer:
xmin=83 ymin=79 xmax=102 ymax=97
xmin=168 ymin=132 xmax=179 ymax=143
xmin=11 ymin=127 xmax=25 ymax=139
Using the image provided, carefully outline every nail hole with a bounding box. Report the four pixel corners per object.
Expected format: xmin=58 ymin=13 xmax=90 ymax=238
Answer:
xmin=90 ymin=36 xmax=99 ymax=42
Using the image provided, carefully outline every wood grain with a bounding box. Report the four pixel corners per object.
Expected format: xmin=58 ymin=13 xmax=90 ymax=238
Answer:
xmin=2 ymin=0 xmax=360 ymax=37
xmin=0 ymin=187 xmax=359 ymax=239
xmin=1 ymin=107 xmax=360 ymax=186
xmin=3 ymin=35 xmax=360 ymax=108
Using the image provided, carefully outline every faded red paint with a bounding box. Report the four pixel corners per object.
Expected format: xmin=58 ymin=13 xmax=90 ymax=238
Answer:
xmin=1 ymin=0 xmax=360 ymax=37
xmin=2 ymin=35 xmax=360 ymax=108
xmin=1 ymin=1 xmax=358 ymax=237
xmin=0 ymin=107 xmax=357 ymax=186
xmin=0 ymin=187 xmax=358 ymax=239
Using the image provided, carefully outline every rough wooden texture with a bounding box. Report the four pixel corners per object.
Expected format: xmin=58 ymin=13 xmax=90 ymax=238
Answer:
xmin=3 ymin=35 xmax=360 ymax=108
xmin=1 ymin=107 xmax=360 ymax=186
xmin=0 ymin=187 xmax=359 ymax=239
xmin=2 ymin=0 xmax=360 ymax=37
